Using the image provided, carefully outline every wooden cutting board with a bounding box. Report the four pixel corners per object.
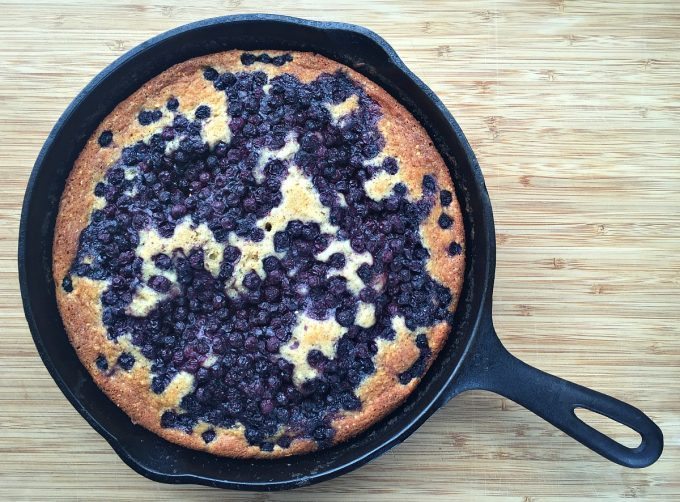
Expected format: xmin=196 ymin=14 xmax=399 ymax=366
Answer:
xmin=1 ymin=0 xmax=678 ymax=500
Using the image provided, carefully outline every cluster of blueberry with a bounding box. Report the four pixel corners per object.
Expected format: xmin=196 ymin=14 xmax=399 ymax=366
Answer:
xmin=66 ymin=62 xmax=461 ymax=450
xmin=239 ymin=52 xmax=294 ymax=67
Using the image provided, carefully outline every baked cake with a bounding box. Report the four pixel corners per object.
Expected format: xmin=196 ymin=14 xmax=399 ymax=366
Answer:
xmin=53 ymin=50 xmax=465 ymax=458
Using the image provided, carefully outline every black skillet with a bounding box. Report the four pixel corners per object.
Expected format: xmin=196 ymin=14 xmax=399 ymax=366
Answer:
xmin=19 ymin=14 xmax=663 ymax=490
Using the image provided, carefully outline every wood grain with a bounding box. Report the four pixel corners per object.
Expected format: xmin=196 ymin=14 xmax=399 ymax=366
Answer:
xmin=1 ymin=0 xmax=679 ymax=500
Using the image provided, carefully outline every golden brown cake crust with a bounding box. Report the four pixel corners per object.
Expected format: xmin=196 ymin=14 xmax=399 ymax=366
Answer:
xmin=53 ymin=50 xmax=465 ymax=458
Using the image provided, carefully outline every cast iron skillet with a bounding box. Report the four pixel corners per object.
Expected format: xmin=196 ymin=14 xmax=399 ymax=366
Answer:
xmin=19 ymin=14 xmax=663 ymax=490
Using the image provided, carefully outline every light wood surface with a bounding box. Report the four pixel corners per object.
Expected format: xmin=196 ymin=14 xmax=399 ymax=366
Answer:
xmin=1 ymin=1 xmax=679 ymax=500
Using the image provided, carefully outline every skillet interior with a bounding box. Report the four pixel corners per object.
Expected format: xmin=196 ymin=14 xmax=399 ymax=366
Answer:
xmin=19 ymin=14 xmax=495 ymax=490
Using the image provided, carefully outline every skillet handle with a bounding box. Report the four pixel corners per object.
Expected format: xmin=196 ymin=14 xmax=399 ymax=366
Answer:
xmin=456 ymin=324 xmax=663 ymax=468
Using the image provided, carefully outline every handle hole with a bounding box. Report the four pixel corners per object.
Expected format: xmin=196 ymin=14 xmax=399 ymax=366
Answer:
xmin=574 ymin=407 xmax=642 ymax=448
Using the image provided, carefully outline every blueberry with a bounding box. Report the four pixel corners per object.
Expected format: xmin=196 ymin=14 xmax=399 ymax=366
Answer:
xmin=277 ymin=436 xmax=292 ymax=448
xmin=223 ymin=245 xmax=241 ymax=263
xmin=263 ymin=255 xmax=280 ymax=272
xmin=448 ymin=242 xmax=463 ymax=256
xmin=335 ymin=308 xmax=355 ymax=327
xmin=227 ymin=398 xmax=244 ymax=415
xmin=359 ymin=287 xmax=376 ymax=303
xmin=382 ymin=157 xmax=398 ymax=175
xmin=170 ymin=204 xmax=187 ymax=219
xmin=295 ymin=240 xmax=313 ymax=256
xmin=214 ymin=72 xmax=236 ymax=90
xmin=422 ymin=174 xmax=436 ymax=193
xmin=203 ymin=67 xmax=218 ymax=81
xmin=300 ymin=133 xmax=320 ymax=153
xmin=259 ymin=399 xmax=274 ymax=415
xmin=341 ymin=392 xmax=361 ymax=410
xmin=250 ymin=227 xmax=265 ymax=242
xmin=328 ymin=252 xmax=346 ymax=269
xmin=438 ymin=213 xmax=453 ymax=229
xmin=240 ymin=53 xmax=257 ymax=66
xmin=357 ymin=263 xmax=373 ymax=283
xmin=244 ymin=336 xmax=259 ymax=352
xmin=188 ymin=249 xmax=204 ymax=270
xmin=246 ymin=289 xmax=261 ymax=304
xmin=393 ymin=183 xmax=407 ymax=196
xmin=250 ymin=71 xmax=267 ymax=88
xmin=108 ymin=167 xmax=125 ymax=185
xmin=287 ymin=220 xmax=303 ymax=237
xmin=160 ymin=411 xmax=176 ymax=428
xmin=149 ymin=275 xmax=171 ymax=293
xmin=245 ymin=427 xmax=263 ymax=444
xmin=265 ymin=336 xmax=280 ymax=353
xmin=350 ymin=236 xmax=366 ymax=253
xmin=243 ymin=197 xmax=257 ymax=213
xmin=61 ymin=275 xmax=73 ymax=293
xmin=95 ymin=354 xmax=108 ymax=371
xmin=398 ymin=372 xmax=412 ymax=385
xmin=166 ymin=97 xmax=179 ymax=110
xmin=173 ymin=115 xmax=189 ymax=131
xmin=272 ymin=54 xmax=292 ymax=66
xmin=93 ymin=182 xmax=106 ymax=197
xmin=117 ymin=352 xmax=135 ymax=371
xmin=243 ymin=271 xmax=262 ymax=290
xmin=195 ymin=105 xmax=211 ymax=120
xmin=98 ymin=130 xmax=113 ymax=147
xmin=301 ymin=223 xmax=319 ymax=241
xmin=151 ymin=376 xmax=168 ymax=394
xmin=214 ymin=141 xmax=228 ymax=158
xmin=228 ymin=332 xmax=244 ymax=348
xmin=440 ymin=189 xmax=452 ymax=207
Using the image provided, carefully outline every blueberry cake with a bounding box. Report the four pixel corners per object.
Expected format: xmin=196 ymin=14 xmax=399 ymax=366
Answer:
xmin=53 ymin=50 xmax=465 ymax=458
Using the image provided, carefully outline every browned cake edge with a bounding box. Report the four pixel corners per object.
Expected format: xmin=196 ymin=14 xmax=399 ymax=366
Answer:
xmin=53 ymin=50 xmax=465 ymax=458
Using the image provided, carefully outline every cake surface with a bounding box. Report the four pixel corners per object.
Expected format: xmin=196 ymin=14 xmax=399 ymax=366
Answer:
xmin=53 ymin=50 xmax=465 ymax=458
